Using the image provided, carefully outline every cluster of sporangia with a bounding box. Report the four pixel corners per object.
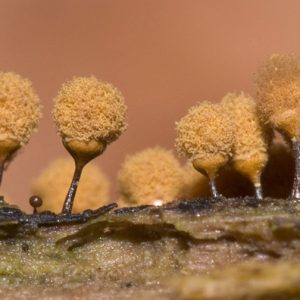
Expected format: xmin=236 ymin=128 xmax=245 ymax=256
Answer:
xmin=1 ymin=53 xmax=300 ymax=214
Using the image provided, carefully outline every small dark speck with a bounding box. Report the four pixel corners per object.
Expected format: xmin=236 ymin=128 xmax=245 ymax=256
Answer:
xmin=22 ymin=243 xmax=29 ymax=252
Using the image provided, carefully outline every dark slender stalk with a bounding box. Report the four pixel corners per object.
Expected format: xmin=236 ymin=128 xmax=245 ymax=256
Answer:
xmin=62 ymin=161 xmax=84 ymax=214
xmin=209 ymin=178 xmax=219 ymax=198
xmin=291 ymin=140 xmax=300 ymax=200
xmin=61 ymin=140 xmax=107 ymax=214
xmin=0 ymin=160 xmax=4 ymax=188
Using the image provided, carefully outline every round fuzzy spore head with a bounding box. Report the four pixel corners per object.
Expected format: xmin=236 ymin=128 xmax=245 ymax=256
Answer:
xmin=53 ymin=76 xmax=127 ymax=144
xmin=117 ymin=147 xmax=185 ymax=205
xmin=0 ymin=72 xmax=42 ymax=145
xmin=31 ymin=158 xmax=110 ymax=213
xmin=175 ymin=102 xmax=233 ymax=177
xmin=255 ymin=54 xmax=300 ymax=139
xmin=222 ymin=92 xmax=268 ymax=183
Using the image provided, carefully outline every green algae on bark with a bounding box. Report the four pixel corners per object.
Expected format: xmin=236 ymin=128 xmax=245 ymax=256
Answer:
xmin=0 ymin=197 xmax=299 ymax=299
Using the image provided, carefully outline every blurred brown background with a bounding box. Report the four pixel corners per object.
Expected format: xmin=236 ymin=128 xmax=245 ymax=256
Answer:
xmin=1 ymin=0 xmax=300 ymax=210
